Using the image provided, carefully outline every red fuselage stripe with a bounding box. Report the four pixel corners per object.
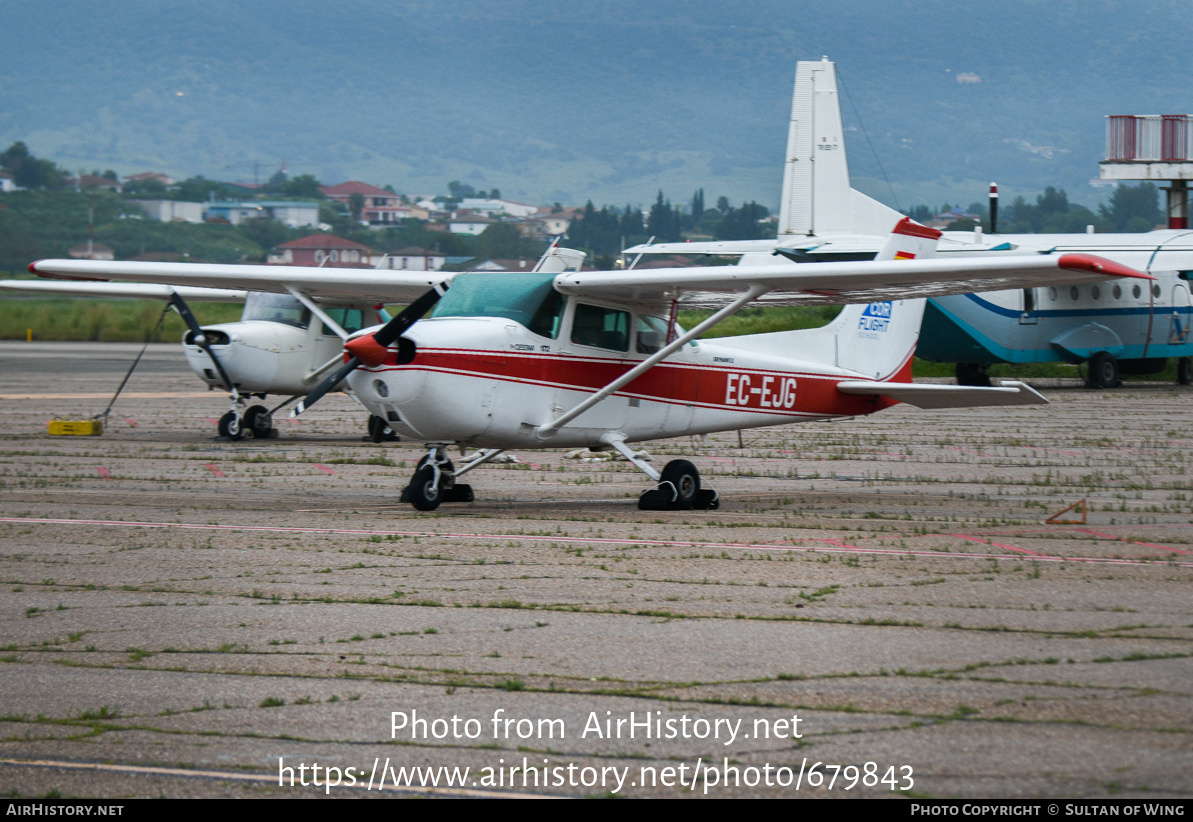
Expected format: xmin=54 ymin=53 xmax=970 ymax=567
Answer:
xmin=366 ymin=349 xmax=897 ymax=417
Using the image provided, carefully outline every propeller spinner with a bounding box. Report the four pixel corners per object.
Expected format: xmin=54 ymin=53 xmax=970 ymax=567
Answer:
xmin=290 ymin=284 xmax=446 ymax=417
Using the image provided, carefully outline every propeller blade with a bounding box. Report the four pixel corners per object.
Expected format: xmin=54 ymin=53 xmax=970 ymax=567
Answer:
xmin=373 ymin=286 xmax=446 ymax=347
xmin=291 ymin=357 xmax=360 ymax=417
xmin=169 ymin=292 xmax=235 ymax=392
xmin=289 ymin=284 xmax=447 ymax=418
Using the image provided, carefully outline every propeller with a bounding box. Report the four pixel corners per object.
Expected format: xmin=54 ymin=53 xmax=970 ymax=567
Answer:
xmin=169 ymin=292 xmax=236 ymax=392
xmin=290 ymin=284 xmax=446 ymax=417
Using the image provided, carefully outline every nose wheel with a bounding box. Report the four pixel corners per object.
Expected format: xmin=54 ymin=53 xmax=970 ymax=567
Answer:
xmin=217 ymin=403 xmax=277 ymax=440
xmin=217 ymin=410 xmax=243 ymax=440
xmin=400 ymin=446 xmax=475 ymax=511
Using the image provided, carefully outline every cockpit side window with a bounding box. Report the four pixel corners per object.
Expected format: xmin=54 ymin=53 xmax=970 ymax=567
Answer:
xmin=242 ymin=292 xmax=312 ymax=329
xmin=571 ymin=303 xmax=629 ymax=351
xmin=635 ymin=315 xmax=668 ymax=354
xmin=321 ymin=307 xmax=366 ymax=336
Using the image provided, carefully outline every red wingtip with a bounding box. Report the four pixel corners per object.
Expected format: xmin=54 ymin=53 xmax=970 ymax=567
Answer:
xmin=28 ymin=261 xmax=110 ymax=282
xmin=1057 ymin=253 xmax=1154 ymax=280
xmin=344 ymin=335 xmax=390 ymax=368
xmin=893 ymin=217 xmax=942 ymax=240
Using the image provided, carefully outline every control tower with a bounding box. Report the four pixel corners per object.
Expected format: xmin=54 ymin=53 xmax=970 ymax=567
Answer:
xmin=1100 ymin=115 xmax=1193 ymax=229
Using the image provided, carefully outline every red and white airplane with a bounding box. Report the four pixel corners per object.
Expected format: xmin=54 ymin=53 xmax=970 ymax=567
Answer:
xmin=28 ymin=220 xmax=1148 ymax=511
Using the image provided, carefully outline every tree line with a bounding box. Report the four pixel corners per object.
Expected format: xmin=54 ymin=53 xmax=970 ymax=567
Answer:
xmin=902 ymin=183 xmax=1164 ymax=234
xmin=567 ymin=189 xmax=776 ymax=259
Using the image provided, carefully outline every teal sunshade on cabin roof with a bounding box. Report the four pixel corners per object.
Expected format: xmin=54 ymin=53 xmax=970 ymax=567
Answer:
xmin=431 ymin=272 xmax=558 ymax=328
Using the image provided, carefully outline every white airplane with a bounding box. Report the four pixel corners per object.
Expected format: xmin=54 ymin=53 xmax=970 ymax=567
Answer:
xmin=625 ymin=58 xmax=1193 ymax=389
xmin=2 ymin=247 xmax=586 ymax=439
xmin=0 ymin=278 xmax=391 ymax=439
xmin=28 ymin=219 xmax=1149 ymax=511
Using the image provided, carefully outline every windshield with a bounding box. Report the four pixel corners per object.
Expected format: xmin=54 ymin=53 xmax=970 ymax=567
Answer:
xmin=431 ymin=272 xmax=564 ymax=338
xmin=242 ymin=292 xmax=311 ymax=329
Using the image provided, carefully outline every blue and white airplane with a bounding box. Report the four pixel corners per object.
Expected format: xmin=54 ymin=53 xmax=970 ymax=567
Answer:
xmin=625 ymin=58 xmax=1193 ymax=388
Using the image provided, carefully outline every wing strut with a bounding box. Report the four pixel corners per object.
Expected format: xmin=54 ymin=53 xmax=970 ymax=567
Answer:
xmin=535 ymin=283 xmax=771 ymax=439
xmin=285 ymin=286 xmax=348 ymax=340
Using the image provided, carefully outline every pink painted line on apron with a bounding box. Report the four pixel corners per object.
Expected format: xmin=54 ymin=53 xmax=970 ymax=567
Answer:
xmin=312 ymin=464 xmax=337 ymax=475
xmin=1074 ymin=528 xmax=1192 ymax=556
xmin=95 ymin=467 xmax=110 ymax=479
xmin=948 ymin=533 xmax=1042 ymax=556
xmin=203 ymin=464 xmax=226 ymax=477
xmin=125 ymin=419 xmax=138 ymax=427
xmin=1 ymin=517 xmax=1188 ymax=569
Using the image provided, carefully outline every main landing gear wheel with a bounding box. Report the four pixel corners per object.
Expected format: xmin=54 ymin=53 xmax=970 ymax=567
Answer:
xmin=217 ymin=411 xmax=244 ymax=441
xmin=244 ymin=405 xmax=277 ymax=439
xmin=661 ymin=459 xmax=700 ymax=510
xmin=367 ymin=415 xmax=400 ymax=442
xmin=639 ymin=459 xmax=720 ymax=511
xmin=1087 ymin=351 xmax=1121 ymax=389
xmin=955 ymin=362 xmax=992 ymax=387
xmin=1178 ymin=357 xmax=1193 ymax=385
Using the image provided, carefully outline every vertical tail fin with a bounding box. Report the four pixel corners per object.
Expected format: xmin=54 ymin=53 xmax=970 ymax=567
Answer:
xmin=828 ymin=219 xmax=941 ymax=379
xmin=778 ymin=58 xmax=902 ymax=239
xmin=717 ymin=219 xmax=940 ymax=381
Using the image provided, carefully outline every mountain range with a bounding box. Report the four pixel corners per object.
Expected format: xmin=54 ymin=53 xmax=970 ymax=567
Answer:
xmin=5 ymin=1 xmax=1192 ymax=212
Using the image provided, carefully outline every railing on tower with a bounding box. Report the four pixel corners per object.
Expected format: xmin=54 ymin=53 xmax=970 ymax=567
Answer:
xmin=1106 ymin=115 xmax=1193 ymax=162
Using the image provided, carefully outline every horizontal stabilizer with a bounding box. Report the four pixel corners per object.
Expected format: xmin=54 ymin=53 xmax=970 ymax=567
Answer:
xmin=836 ymin=379 xmax=1047 ymax=409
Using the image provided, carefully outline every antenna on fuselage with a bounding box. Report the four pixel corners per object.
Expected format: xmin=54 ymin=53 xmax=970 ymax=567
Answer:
xmin=626 ymin=236 xmax=656 ymax=271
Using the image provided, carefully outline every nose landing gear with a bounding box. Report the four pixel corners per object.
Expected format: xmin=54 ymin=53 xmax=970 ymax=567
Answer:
xmin=400 ymin=445 xmax=478 ymax=511
xmin=216 ymin=395 xmax=281 ymax=440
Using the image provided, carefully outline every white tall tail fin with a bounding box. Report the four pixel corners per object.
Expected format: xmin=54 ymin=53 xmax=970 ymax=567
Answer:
xmin=778 ymin=58 xmax=902 ymax=239
xmin=718 ymin=218 xmax=940 ymax=380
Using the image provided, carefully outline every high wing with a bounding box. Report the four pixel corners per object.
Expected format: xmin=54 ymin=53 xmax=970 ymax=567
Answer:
xmin=623 ymin=239 xmax=784 ymax=257
xmin=0 ymin=279 xmax=247 ymax=302
xmin=622 ymin=235 xmax=889 ymax=259
xmin=554 ymin=253 xmax=1151 ymax=306
xmin=25 ymin=260 xmax=446 ymax=305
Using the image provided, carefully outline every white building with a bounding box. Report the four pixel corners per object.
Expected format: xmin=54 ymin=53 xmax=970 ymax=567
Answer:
xmin=373 ymin=247 xmax=448 ymax=271
xmin=205 ymin=201 xmax=320 ymax=228
xmin=459 ymin=198 xmax=539 ymax=218
xmin=129 ymin=200 xmax=205 ymax=223
xmin=449 ymin=211 xmax=496 ymax=235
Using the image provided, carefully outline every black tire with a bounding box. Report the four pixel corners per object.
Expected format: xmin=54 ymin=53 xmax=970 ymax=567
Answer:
xmin=244 ymin=405 xmax=272 ymax=437
xmin=217 ymin=411 xmax=244 ymax=440
xmin=1088 ymin=351 xmax=1120 ymax=389
xmin=407 ymin=464 xmax=443 ymax=511
xmin=1178 ymin=357 xmax=1193 ymax=385
xmin=368 ymin=415 xmax=399 ymax=442
xmin=660 ymin=459 xmax=700 ymax=510
xmin=956 ymin=362 xmax=991 ymax=387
